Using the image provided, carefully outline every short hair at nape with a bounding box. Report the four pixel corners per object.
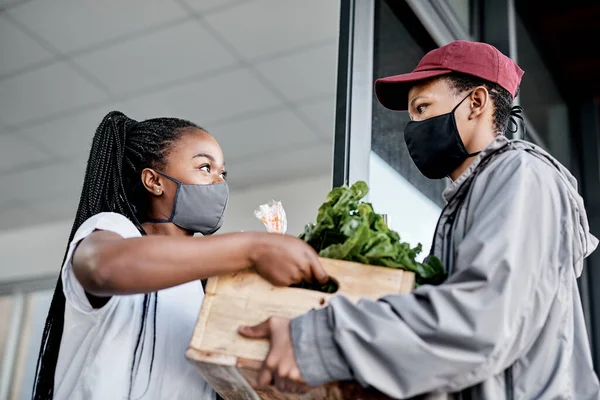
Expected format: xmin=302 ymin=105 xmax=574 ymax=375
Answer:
xmin=444 ymin=72 xmax=519 ymax=135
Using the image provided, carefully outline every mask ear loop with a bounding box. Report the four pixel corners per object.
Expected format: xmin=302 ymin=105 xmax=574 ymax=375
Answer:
xmin=507 ymin=105 xmax=527 ymax=141
xmin=452 ymin=90 xmax=475 ymax=113
xmin=453 ymin=91 xmax=482 ymax=158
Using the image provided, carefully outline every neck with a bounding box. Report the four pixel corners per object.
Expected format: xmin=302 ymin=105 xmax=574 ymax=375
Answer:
xmin=449 ymin=131 xmax=497 ymax=181
xmin=142 ymin=206 xmax=193 ymax=237
xmin=449 ymin=155 xmax=479 ymax=181
xmin=141 ymin=221 xmax=192 ymax=237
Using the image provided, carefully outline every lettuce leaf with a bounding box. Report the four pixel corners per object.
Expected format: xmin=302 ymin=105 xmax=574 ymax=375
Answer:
xmin=299 ymin=181 xmax=446 ymax=289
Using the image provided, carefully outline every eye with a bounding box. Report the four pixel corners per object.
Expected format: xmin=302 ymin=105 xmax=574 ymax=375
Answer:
xmin=220 ymin=171 xmax=228 ymax=180
xmin=199 ymin=164 xmax=210 ymax=173
xmin=416 ymin=104 xmax=427 ymax=114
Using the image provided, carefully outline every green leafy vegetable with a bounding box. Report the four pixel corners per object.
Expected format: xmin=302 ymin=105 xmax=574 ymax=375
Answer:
xmin=299 ymin=181 xmax=446 ymax=291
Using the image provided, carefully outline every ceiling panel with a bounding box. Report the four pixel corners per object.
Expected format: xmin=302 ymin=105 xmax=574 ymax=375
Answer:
xmin=73 ymin=21 xmax=237 ymax=95
xmin=255 ymin=42 xmax=338 ymax=102
xmin=129 ymin=68 xmax=282 ymax=125
xmin=225 ymin=143 xmax=332 ymax=189
xmin=1 ymin=161 xmax=85 ymax=203
xmin=19 ymin=103 xmax=139 ymax=158
xmin=0 ymin=0 xmax=342 ymax=233
xmin=0 ymin=14 xmax=55 ymax=77
xmin=32 ymin=156 xmax=95 ymax=222
xmin=179 ymin=0 xmax=252 ymax=14
xmin=204 ymin=0 xmax=340 ymax=60
xmin=0 ymin=63 xmax=108 ymax=125
xmin=296 ymin=98 xmax=336 ymax=140
xmin=0 ymin=0 xmax=27 ymax=8
xmin=0 ymin=133 xmax=54 ymax=174
xmin=7 ymin=0 xmax=187 ymax=54
xmin=210 ymin=109 xmax=320 ymax=161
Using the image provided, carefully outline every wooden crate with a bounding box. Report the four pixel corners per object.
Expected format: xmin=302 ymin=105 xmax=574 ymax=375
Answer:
xmin=186 ymin=257 xmax=415 ymax=400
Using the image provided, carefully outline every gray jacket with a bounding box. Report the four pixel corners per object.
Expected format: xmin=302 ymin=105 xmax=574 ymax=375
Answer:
xmin=291 ymin=136 xmax=600 ymax=399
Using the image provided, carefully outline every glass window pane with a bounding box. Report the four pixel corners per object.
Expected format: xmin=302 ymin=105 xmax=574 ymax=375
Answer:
xmin=516 ymin=15 xmax=574 ymax=170
xmin=370 ymin=153 xmax=442 ymax=259
xmin=372 ymin=0 xmax=446 ymax=209
xmin=0 ymin=296 xmax=13 ymax=366
xmin=370 ymin=0 xmax=444 ymax=257
xmin=446 ymin=0 xmax=472 ymax=34
xmin=10 ymin=290 xmax=53 ymax=400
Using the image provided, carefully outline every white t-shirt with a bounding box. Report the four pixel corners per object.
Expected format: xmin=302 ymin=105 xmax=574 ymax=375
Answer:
xmin=54 ymin=212 xmax=216 ymax=400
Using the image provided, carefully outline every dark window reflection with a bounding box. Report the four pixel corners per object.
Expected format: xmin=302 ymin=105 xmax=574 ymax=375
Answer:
xmin=371 ymin=0 xmax=446 ymax=207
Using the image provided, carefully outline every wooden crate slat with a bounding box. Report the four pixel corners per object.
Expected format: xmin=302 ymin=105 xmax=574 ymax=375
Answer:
xmin=187 ymin=257 xmax=414 ymax=399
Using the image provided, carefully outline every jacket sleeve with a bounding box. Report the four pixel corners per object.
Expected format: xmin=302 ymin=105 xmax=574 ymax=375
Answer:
xmin=290 ymin=154 xmax=568 ymax=398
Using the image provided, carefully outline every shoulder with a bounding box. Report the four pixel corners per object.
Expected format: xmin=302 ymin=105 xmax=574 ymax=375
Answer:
xmin=73 ymin=212 xmax=141 ymax=244
xmin=467 ymin=147 xmax=565 ymax=213
xmin=62 ymin=213 xmax=142 ymax=314
xmin=479 ymin=147 xmax=559 ymax=187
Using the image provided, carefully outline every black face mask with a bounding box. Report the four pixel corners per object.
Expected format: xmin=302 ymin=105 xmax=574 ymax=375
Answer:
xmin=404 ymin=93 xmax=480 ymax=179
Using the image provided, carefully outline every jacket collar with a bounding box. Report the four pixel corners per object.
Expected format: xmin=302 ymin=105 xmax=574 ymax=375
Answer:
xmin=442 ymin=135 xmax=511 ymax=202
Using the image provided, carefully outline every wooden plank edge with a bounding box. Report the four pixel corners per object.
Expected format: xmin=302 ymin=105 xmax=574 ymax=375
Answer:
xmin=399 ymin=271 xmax=415 ymax=294
xmin=189 ymin=358 xmax=261 ymax=400
xmin=187 ymin=292 xmax=216 ymax=352
xmin=186 ymin=348 xmax=237 ymax=366
xmin=205 ymin=275 xmax=220 ymax=295
xmin=236 ymin=357 xmax=263 ymax=371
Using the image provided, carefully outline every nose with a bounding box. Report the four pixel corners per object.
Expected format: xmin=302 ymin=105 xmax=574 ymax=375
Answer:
xmin=211 ymin=173 xmax=225 ymax=184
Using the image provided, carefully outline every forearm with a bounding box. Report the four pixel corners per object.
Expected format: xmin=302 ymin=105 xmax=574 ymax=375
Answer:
xmin=292 ymin=292 xmax=511 ymax=397
xmin=77 ymin=232 xmax=259 ymax=296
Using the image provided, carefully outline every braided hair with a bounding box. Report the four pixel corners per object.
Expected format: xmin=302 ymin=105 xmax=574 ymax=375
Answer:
xmin=32 ymin=111 xmax=201 ymax=399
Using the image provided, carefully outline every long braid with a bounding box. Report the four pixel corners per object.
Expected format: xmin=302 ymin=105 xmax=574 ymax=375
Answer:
xmin=32 ymin=111 xmax=200 ymax=399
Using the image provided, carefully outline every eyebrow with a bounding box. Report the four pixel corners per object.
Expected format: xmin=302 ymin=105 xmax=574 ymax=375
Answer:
xmin=410 ymin=96 xmax=423 ymax=108
xmin=193 ymin=153 xmax=226 ymax=167
xmin=193 ymin=153 xmax=215 ymax=161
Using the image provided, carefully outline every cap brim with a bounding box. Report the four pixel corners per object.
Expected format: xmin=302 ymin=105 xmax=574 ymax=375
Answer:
xmin=375 ymin=69 xmax=454 ymax=111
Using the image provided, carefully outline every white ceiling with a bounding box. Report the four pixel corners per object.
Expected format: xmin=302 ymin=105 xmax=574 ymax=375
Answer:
xmin=0 ymin=0 xmax=340 ymax=231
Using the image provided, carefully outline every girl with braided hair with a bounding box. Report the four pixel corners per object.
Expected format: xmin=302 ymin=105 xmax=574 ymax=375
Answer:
xmin=31 ymin=111 xmax=328 ymax=400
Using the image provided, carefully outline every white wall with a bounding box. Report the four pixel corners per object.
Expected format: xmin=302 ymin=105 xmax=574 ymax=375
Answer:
xmin=221 ymin=174 xmax=331 ymax=236
xmin=368 ymin=152 xmax=442 ymax=261
xmin=0 ymin=221 xmax=71 ymax=282
xmin=0 ymin=174 xmax=332 ymax=283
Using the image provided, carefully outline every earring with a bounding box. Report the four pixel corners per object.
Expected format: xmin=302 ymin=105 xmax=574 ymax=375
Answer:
xmin=156 ymin=189 xmax=160 ymax=193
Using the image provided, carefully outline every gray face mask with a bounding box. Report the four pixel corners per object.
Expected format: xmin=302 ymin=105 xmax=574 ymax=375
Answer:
xmin=150 ymin=172 xmax=229 ymax=235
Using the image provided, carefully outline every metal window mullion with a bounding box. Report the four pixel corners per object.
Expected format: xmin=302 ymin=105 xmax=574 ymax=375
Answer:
xmin=520 ymin=113 xmax=547 ymax=148
xmin=332 ymin=0 xmax=354 ymax=189
xmin=0 ymin=291 xmax=26 ymax=399
xmin=332 ymin=0 xmax=374 ymax=194
xmin=507 ymin=0 xmax=518 ymax=62
xmin=347 ymin=0 xmax=374 ymax=189
xmin=579 ymin=99 xmax=600 ymax=370
xmin=506 ymin=0 xmax=525 ymax=140
xmin=430 ymin=0 xmax=473 ymax=41
xmin=0 ymin=274 xmax=57 ymax=296
xmin=406 ymin=0 xmax=455 ymax=46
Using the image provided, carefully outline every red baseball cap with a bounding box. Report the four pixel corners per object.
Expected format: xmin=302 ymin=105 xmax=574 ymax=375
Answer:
xmin=375 ymin=40 xmax=524 ymax=111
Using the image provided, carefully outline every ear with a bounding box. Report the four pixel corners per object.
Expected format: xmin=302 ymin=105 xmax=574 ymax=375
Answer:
xmin=141 ymin=168 xmax=163 ymax=196
xmin=469 ymin=86 xmax=491 ymax=120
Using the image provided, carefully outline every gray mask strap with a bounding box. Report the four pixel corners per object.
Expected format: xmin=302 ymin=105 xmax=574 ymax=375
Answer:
xmin=145 ymin=171 xmax=181 ymax=224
